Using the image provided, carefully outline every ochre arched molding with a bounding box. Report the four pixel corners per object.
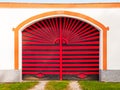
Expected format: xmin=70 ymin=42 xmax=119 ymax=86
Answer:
xmin=13 ymin=11 xmax=109 ymax=70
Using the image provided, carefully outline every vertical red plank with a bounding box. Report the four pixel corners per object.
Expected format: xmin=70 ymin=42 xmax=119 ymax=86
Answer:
xmin=60 ymin=17 xmax=63 ymax=80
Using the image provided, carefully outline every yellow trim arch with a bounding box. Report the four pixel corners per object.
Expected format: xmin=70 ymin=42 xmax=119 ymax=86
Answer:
xmin=13 ymin=11 xmax=109 ymax=70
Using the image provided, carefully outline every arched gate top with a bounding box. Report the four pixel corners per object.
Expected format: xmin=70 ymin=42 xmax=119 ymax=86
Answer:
xmin=13 ymin=11 xmax=108 ymax=70
xmin=13 ymin=11 xmax=109 ymax=32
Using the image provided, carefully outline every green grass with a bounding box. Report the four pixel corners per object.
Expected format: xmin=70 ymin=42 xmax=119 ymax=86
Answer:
xmin=0 ymin=81 xmax=38 ymax=90
xmin=79 ymin=80 xmax=120 ymax=90
xmin=45 ymin=81 xmax=69 ymax=90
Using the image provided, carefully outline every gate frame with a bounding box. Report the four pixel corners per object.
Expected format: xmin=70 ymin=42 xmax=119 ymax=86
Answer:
xmin=13 ymin=10 xmax=109 ymax=81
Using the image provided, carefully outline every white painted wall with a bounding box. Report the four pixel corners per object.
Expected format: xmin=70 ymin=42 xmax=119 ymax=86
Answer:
xmin=0 ymin=8 xmax=120 ymax=70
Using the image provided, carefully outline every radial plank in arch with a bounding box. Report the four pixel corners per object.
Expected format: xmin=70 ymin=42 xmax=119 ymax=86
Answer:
xmin=22 ymin=17 xmax=99 ymax=80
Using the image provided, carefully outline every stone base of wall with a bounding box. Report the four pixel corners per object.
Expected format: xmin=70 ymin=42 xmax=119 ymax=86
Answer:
xmin=100 ymin=70 xmax=120 ymax=82
xmin=0 ymin=70 xmax=120 ymax=82
xmin=0 ymin=70 xmax=20 ymax=82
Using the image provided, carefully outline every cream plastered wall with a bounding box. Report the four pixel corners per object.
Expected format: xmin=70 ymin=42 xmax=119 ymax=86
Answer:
xmin=0 ymin=8 xmax=120 ymax=70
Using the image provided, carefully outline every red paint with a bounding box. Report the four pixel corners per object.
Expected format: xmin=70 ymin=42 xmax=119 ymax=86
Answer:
xmin=22 ymin=46 xmax=59 ymax=49
xmin=62 ymin=52 xmax=99 ymax=54
xmin=23 ymin=60 xmax=59 ymax=62
xmin=23 ymin=68 xmax=98 ymax=70
xmin=22 ymin=17 xmax=99 ymax=80
xmin=23 ymin=59 xmax=98 ymax=62
xmin=62 ymin=60 xmax=99 ymax=62
xmin=23 ymin=68 xmax=59 ymax=70
xmin=22 ymin=52 xmax=60 ymax=54
xmin=22 ymin=41 xmax=99 ymax=44
xmin=62 ymin=64 xmax=99 ymax=66
xmin=78 ymin=73 xmax=87 ymax=79
xmin=22 ymin=64 xmax=60 ymax=66
xmin=62 ymin=56 xmax=99 ymax=58
xmin=22 ymin=72 xmax=99 ymax=75
xmin=23 ymin=46 xmax=99 ymax=49
xmin=22 ymin=64 xmax=99 ymax=66
xmin=36 ymin=73 xmax=44 ymax=78
xmin=22 ymin=56 xmax=59 ymax=58
xmin=22 ymin=51 xmax=98 ymax=54
xmin=60 ymin=17 xmax=63 ymax=80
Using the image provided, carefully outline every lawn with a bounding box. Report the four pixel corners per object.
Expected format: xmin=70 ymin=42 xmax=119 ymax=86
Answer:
xmin=45 ymin=80 xmax=69 ymax=90
xmin=79 ymin=80 xmax=120 ymax=90
xmin=0 ymin=81 xmax=38 ymax=90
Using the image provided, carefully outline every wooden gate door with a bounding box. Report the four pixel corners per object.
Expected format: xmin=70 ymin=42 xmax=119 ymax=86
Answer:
xmin=22 ymin=17 xmax=99 ymax=80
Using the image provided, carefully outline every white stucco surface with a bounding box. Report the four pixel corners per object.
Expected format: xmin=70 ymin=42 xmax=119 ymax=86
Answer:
xmin=0 ymin=8 xmax=120 ymax=70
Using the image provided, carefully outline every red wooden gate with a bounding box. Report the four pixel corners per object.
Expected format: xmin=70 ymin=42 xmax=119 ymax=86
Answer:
xmin=22 ymin=17 xmax=99 ymax=80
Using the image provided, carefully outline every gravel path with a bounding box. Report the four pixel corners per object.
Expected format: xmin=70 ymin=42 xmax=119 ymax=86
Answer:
xmin=29 ymin=81 xmax=48 ymax=90
xmin=69 ymin=81 xmax=82 ymax=90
